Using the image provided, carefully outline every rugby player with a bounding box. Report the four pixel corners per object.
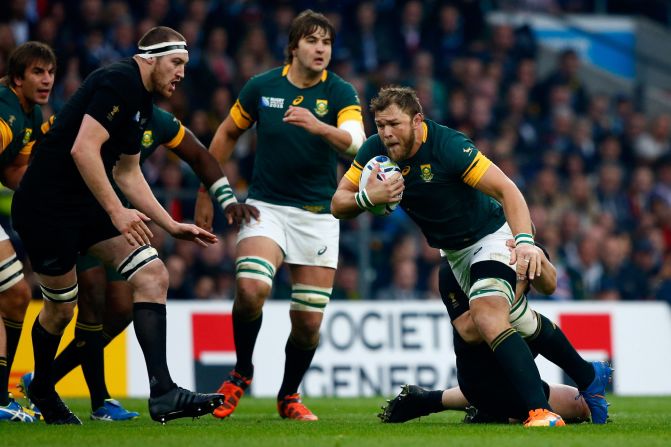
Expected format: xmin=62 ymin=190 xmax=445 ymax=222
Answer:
xmin=11 ymin=26 xmax=223 ymax=424
xmin=20 ymin=105 xmax=258 ymax=421
xmin=332 ymin=86 xmax=563 ymax=427
xmin=0 ymin=41 xmax=55 ymax=424
xmin=195 ymin=10 xmax=365 ymax=420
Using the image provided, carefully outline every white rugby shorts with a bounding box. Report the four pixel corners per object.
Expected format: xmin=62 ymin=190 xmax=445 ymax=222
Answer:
xmin=440 ymin=222 xmax=516 ymax=297
xmin=0 ymin=224 xmax=9 ymax=242
xmin=237 ymin=198 xmax=339 ymax=269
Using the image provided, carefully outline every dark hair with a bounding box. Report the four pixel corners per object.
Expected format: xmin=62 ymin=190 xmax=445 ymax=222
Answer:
xmin=5 ymin=41 xmax=56 ymax=87
xmin=138 ymin=26 xmax=186 ymax=48
xmin=370 ymin=86 xmax=423 ymax=117
xmin=285 ymin=9 xmax=335 ymax=64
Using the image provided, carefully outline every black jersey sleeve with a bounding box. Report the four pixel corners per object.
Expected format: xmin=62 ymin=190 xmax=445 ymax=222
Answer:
xmin=85 ymin=86 xmax=136 ymax=137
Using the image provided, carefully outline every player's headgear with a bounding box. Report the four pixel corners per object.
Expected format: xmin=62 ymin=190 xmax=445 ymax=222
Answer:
xmin=137 ymin=41 xmax=188 ymax=59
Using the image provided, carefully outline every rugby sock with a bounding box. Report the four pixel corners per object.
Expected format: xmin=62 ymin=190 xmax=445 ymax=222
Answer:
xmin=277 ymin=336 xmax=317 ymax=399
xmin=426 ymin=390 xmax=445 ymax=413
xmin=31 ymin=317 xmax=62 ymax=394
xmin=133 ymin=303 xmax=175 ymax=397
xmin=491 ymin=328 xmax=551 ymax=411
xmin=0 ymin=356 xmax=8 ymax=405
xmin=73 ymin=321 xmax=109 ymax=410
xmin=232 ymin=311 xmax=262 ymax=378
xmin=527 ymin=313 xmax=595 ymax=390
xmin=3 ymin=318 xmax=22 ymax=372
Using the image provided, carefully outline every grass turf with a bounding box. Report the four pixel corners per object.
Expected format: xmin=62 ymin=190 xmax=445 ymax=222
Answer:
xmin=2 ymin=396 xmax=671 ymax=447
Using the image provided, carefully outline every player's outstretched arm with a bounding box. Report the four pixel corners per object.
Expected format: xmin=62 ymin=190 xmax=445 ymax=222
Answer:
xmin=114 ymin=152 xmax=216 ymax=247
xmin=173 ymin=127 xmax=259 ymax=228
xmin=195 ymin=115 xmax=246 ymax=230
xmin=0 ymin=152 xmax=29 ymax=190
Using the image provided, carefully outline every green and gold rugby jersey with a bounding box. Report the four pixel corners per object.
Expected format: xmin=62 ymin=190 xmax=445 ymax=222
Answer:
xmin=231 ymin=65 xmax=362 ymax=213
xmin=0 ymin=84 xmax=42 ymax=168
xmin=345 ymin=119 xmax=506 ymax=250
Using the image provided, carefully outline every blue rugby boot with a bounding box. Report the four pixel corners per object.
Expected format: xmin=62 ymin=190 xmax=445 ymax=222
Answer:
xmin=91 ymin=399 xmax=140 ymax=421
xmin=580 ymin=361 xmax=613 ymax=424
xmin=0 ymin=395 xmax=37 ymax=423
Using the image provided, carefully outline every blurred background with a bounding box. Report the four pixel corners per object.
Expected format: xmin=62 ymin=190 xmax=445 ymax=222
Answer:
xmin=3 ymin=0 xmax=671 ymax=307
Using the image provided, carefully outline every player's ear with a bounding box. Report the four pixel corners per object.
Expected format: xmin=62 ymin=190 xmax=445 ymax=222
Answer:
xmin=413 ymin=113 xmax=423 ymax=128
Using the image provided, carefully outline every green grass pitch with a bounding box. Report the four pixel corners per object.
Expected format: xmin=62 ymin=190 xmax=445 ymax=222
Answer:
xmin=3 ymin=396 xmax=671 ymax=447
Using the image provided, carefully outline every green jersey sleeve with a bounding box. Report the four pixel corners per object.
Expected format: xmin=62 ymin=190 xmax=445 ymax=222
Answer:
xmin=329 ymin=77 xmax=363 ymax=127
xmin=436 ymin=131 xmax=493 ymax=187
xmin=344 ymin=135 xmax=383 ymax=187
xmin=230 ymin=76 xmax=260 ymax=130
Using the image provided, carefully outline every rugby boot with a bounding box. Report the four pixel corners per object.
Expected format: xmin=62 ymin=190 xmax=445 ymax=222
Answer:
xmin=27 ymin=384 xmax=81 ymax=425
xmin=580 ymin=361 xmax=613 ymax=424
xmin=378 ymin=385 xmax=433 ymax=423
xmin=212 ymin=370 xmax=252 ymax=419
xmin=0 ymin=395 xmax=37 ymax=423
xmin=463 ymin=406 xmax=509 ymax=424
xmin=149 ymin=386 xmax=224 ymax=424
xmin=278 ymin=393 xmax=318 ymax=421
xmin=91 ymin=399 xmax=140 ymax=421
xmin=523 ymin=408 xmax=566 ymax=427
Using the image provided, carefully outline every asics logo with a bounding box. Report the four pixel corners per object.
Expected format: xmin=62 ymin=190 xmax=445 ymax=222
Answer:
xmin=317 ymin=246 xmax=327 ymax=256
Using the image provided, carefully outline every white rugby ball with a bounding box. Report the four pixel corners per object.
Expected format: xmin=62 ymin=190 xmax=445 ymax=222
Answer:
xmin=359 ymin=155 xmax=402 ymax=216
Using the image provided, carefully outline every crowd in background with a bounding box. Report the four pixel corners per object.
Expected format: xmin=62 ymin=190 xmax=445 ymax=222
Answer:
xmin=2 ymin=0 xmax=671 ymax=305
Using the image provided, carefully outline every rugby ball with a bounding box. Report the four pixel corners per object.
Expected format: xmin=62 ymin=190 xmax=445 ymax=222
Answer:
xmin=359 ymin=155 xmax=402 ymax=216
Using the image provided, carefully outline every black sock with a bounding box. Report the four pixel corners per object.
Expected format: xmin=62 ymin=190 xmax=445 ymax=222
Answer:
xmin=75 ymin=321 xmax=110 ymax=410
xmin=0 ymin=356 xmax=8 ymax=405
xmin=3 ymin=318 xmax=22 ymax=372
xmin=277 ymin=336 xmax=317 ymax=399
xmin=491 ymin=328 xmax=550 ymax=412
xmin=426 ymin=390 xmax=445 ymax=413
xmin=2 ymin=317 xmax=23 ymax=405
xmin=133 ymin=303 xmax=175 ymax=397
xmin=31 ymin=317 xmax=63 ymax=395
xmin=233 ymin=312 xmax=262 ymax=378
xmin=527 ymin=313 xmax=595 ymax=390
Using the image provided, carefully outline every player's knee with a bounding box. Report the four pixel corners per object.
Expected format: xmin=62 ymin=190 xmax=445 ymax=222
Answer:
xmin=131 ymin=261 xmax=168 ymax=300
xmin=509 ymin=297 xmax=538 ymax=338
xmin=234 ymin=281 xmax=268 ymax=318
xmin=289 ymin=283 xmax=331 ymax=314
xmin=0 ymin=278 xmax=32 ymax=318
xmin=235 ymin=256 xmax=275 ymax=293
xmin=0 ymin=255 xmax=29 ymax=312
xmin=117 ymin=245 xmax=161 ymax=283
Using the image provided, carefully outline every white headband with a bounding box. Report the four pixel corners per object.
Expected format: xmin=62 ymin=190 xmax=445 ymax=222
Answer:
xmin=136 ymin=41 xmax=188 ymax=59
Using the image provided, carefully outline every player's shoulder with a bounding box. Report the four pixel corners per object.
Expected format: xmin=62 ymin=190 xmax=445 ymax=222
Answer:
xmin=248 ymin=66 xmax=285 ymax=86
xmin=91 ymin=58 xmax=143 ymax=93
xmin=151 ymin=104 xmax=175 ymax=122
xmin=0 ymin=84 xmax=20 ymax=111
xmin=426 ymin=119 xmax=473 ymax=152
xmin=324 ymin=70 xmax=356 ymax=93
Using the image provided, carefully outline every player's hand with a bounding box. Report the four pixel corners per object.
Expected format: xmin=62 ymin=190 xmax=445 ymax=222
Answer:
xmin=509 ymin=243 xmax=543 ymax=281
xmin=224 ymin=203 xmax=260 ymax=226
xmin=194 ymin=189 xmax=214 ymax=232
xmin=365 ymin=164 xmax=404 ymax=206
xmin=110 ymin=208 xmax=153 ymax=247
xmin=169 ymin=222 xmax=218 ymax=247
xmin=283 ymin=106 xmax=324 ymax=135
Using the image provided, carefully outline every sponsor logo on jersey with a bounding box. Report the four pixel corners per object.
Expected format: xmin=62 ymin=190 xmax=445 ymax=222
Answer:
xmin=314 ymin=99 xmax=328 ymax=117
xmin=141 ymin=130 xmax=154 ymax=148
xmin=260 ymin=96 xmax=285 ymax=109
xmin=463 ymin=146 xmax=474 ymax=155
xmin=317 ymin=246 xmax=328 ymax=256
xmin=133 ymin=111 xmax=140 ymax=122
xmin=107 ymin=105 xmax=120 ymax=121
xmin=401 ymin=166 xmax=411 ymax=176
xmin=447 ymin=292 xmax=460 ymax=309
xmin=292 ymin=95 xmax=304 ymax=105
xmin=420 ymin=164 xmax=434 ymax=182
xmin=22 ymin=128 xmax=32 ymax=145
xmin=7 ymin=115 xmax=16 ymax=126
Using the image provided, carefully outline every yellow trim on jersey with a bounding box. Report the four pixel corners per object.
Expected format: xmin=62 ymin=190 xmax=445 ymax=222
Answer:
xmin=0 ymin=118 xmax=13 ymax=151
xmin=41 ymin=115 xmax=55 ymax=135
xmin=337 ymin=105 xmax=363 ymax=126
xmin=164 ymin=123 xmax=186 ymax=149
xmin=20 ymin=139 xmax=35 ymax=155
xmin=230 ymin=99 xmax=254 ymax=130
xmin=344 ymin=163 xmax=363 ymax=186
xmin=321 ymin=70 xmax=328 ymax=81
xmin=462 ymin=152 xmax=493 ymax=187
xmin=421 ymin=121 xmax=428 ymax=143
